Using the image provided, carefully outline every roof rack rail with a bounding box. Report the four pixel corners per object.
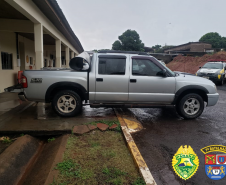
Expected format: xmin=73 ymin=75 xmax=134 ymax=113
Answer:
xmin=98 ymin=50 xmax=149 ymax=55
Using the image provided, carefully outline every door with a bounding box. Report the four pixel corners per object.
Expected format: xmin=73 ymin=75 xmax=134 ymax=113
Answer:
xmin=129 ymin=57 xmax=176 ymax=103
xmin=95 ymin=54 xmax=129 ymax=102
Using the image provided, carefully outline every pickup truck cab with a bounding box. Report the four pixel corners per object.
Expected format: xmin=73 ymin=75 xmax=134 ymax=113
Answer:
xmin=5 ymin=51 xmax=219 ymax=119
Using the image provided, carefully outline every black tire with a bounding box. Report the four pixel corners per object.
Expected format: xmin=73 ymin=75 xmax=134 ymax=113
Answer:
xmin=219 ymin=77 xmax=224 ymax=86
xmin=176 ymin=105 xmax=183 ymax=118
xmin=52 ymin=90 xmax=82 ymax=117
xmin=176 ymin=93 xmax=204 ymax=119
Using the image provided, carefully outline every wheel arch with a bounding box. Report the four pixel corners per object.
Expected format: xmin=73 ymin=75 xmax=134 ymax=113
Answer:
xmin=172 ymin=85 xmax=209 ymax=105
xmin=45 ymin=82 xmax=88 ymax=103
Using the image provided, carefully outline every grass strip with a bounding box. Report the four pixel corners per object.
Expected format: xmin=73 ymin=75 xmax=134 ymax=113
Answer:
xmin=51 ymin=125 xmax=144 ymax=185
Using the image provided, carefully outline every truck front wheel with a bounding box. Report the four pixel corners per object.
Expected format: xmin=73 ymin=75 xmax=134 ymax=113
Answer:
xmin=52 ymin=90 xmax=82 ymax=117
xmin=176 ymin=93 xmax=204 ymax=119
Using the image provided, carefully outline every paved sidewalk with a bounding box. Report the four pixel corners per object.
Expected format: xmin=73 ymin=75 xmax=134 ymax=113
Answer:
xmin=0 ymin=93 xmax=117 ymax=135
xmin=0 ymin=93 xmax=21 ymax=116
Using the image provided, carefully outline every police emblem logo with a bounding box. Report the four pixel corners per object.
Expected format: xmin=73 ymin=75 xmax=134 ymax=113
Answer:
xmin=201 ymin=145 xmax=226 ymax=180
xmin=172 ymin=145 xmax=199 ymax=180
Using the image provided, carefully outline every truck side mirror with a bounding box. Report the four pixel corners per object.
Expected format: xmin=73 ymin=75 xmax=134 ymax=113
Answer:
xmin=157 ymin=69 xmax=167 ymax=77
xmin=69 ymin=52 xmax=90 ymax=71
xmin=199 ymin=66 xmax=202 ymax=69
xmin=162 ymin=69 xmax=167 ymax=77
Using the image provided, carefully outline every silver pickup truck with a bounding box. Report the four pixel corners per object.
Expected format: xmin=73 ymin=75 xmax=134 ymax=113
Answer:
xmin=5 ymin=51 xmax=219 ymax=119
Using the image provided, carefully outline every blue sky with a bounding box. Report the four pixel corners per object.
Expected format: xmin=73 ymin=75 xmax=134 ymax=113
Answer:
xmin=57 ymin=0 xmax=226 ymax=51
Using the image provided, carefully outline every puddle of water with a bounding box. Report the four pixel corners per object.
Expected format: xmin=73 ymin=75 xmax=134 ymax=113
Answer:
xmin=0 ymin=100 xmax=21 ymax=113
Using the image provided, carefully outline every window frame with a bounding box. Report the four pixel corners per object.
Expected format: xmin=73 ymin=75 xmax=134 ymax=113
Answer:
xmin=1 ymin=52 xmax=13 ymax=70
xmin=131 ymin=56 xmax=173 ymax=77
xmin=98 ymin=55 xmax=126 ymax=75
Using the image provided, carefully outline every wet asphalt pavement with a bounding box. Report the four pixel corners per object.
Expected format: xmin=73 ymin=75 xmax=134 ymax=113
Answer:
xmin=130 ymin=85 xmax=226 ymax=185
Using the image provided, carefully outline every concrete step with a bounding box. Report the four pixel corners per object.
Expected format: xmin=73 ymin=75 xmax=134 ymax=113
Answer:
xmin=0 ymin=134 xmax=68 ymax=185
xmin=22 ymin=135 xmax=68 ymax=185
xmin=0 ymin=135 xmax=42 ymax=185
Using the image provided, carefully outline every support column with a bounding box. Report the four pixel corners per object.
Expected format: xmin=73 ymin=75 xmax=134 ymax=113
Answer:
xmin=65 ymin=46 xmax=69 ymax=68
xmin=34 ymin=23 xmax=43 ymax=69
xmin=70 ymin=50 xmax=74 ymax=59
xmin=55 ymin=39 xmax=61 ymax=68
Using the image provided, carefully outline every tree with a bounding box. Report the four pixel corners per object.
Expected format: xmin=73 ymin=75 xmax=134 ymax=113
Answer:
xmin=199 ymin=32 xmax=223 ymax=48
xmin=152 ymin=45 xmax=174 ymax=53
xmin=112 ymin=29 xmax=145 ymax=51
xmin=152 ymin=45 xmax=161 ymax=50
xmin=92 ymin=49 xmax=111 ymax=53
xmin=221 ymin=37 xmax=226 ymax=48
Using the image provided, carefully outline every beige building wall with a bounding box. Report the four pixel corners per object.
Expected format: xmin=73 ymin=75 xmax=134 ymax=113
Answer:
xmin=0 ymin=33 xmax=68 ymax=92
xmin=0 ymin=0 xmax=81 ymax=93
xmin=0 ymin=31 xmax=20 ymax=93
xmin=18 ymin=35 xmax=36 ymax=70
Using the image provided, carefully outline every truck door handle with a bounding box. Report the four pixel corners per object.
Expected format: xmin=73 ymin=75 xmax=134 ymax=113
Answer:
xmin=96 ymin=78 xmax=103 ymax=82
xmin=130 ymin=79 xmax=137 ymax=83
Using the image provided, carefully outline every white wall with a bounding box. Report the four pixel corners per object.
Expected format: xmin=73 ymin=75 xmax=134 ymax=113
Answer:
xmin=0 ymin=31 xmax=20 ymax=93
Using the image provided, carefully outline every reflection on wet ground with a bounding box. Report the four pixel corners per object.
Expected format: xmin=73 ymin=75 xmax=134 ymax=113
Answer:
xmin=0 ymin=100 xmax=21 ymax=116
xmin=0 ymin=92 xmax=21 ymax=116
xmin=37 ymin=102 xmax=116 ymax=120
xmin=130 ymin=88 xmax=226 ymax=185
xmin=0 ymin=98 xmax=117 ymax=134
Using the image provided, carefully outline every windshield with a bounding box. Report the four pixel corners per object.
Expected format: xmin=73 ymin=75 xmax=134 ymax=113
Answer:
xmin=202 ymin=63 xmax=223 ymax=69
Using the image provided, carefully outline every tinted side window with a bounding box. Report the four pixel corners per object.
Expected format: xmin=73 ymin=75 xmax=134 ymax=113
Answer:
xmin=98 ymin=58 xmax=126 ymax=75
xmin=132 ymin=59 xmax=162 ymax=76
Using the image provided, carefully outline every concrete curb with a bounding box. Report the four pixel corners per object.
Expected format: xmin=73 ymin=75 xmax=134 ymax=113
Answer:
xmin=0 ymin=135 xmax=42 ymax=185
xmin=44 ymin=135 xmax=69 ymax=185
xmin=21 ymin=135 xmax=69 ymax=185
xmin=114 ymin=109 xmax=157 ymax=185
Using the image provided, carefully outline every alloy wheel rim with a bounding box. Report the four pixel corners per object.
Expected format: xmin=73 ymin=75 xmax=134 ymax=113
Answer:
xmin=57 ymin=95 xmax=76 ymax=113
xmin=183 ymin=98 xmax=200 ymax=115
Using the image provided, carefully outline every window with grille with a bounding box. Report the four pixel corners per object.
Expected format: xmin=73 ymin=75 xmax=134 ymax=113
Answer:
xmin=1 ymin=52 xmax=13 ymax=69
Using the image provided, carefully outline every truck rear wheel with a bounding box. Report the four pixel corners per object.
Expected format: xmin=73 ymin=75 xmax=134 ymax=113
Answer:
xmin=52 ymin=90 xmax=82 ymax=117
xmin=176 ymin=93 xmax=204 ymax=119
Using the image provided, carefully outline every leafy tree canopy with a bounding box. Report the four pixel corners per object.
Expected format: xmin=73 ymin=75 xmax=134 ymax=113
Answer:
xmin=112 ymin=29 xmax=145 ymax=51
xmin=92 ymin=49 xmax=111 ymax=53
xmin=152 ymin=45 xmax=162 ymax=50
xmin=199 ymin=32 xmax=226 ymax=48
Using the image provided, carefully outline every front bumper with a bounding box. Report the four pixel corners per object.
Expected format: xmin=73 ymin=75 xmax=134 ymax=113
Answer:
xmin=197 ymin=74 xmax=223 ymax=83
xmin=207 ymin=93 xmax=219 ymax=106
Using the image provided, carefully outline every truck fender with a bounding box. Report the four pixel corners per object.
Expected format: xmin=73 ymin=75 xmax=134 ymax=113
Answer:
xmin=45 ymin=82 xmax=88 ymax=103
xmin=172 ymin=85 xmax=209 ymax=105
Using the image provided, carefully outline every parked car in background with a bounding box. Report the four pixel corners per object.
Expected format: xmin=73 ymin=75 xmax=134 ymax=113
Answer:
xmin=174 ymin=71 xmax=195 ymax=76
xmin=196 ymin=60 xmax=226 ymax=85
